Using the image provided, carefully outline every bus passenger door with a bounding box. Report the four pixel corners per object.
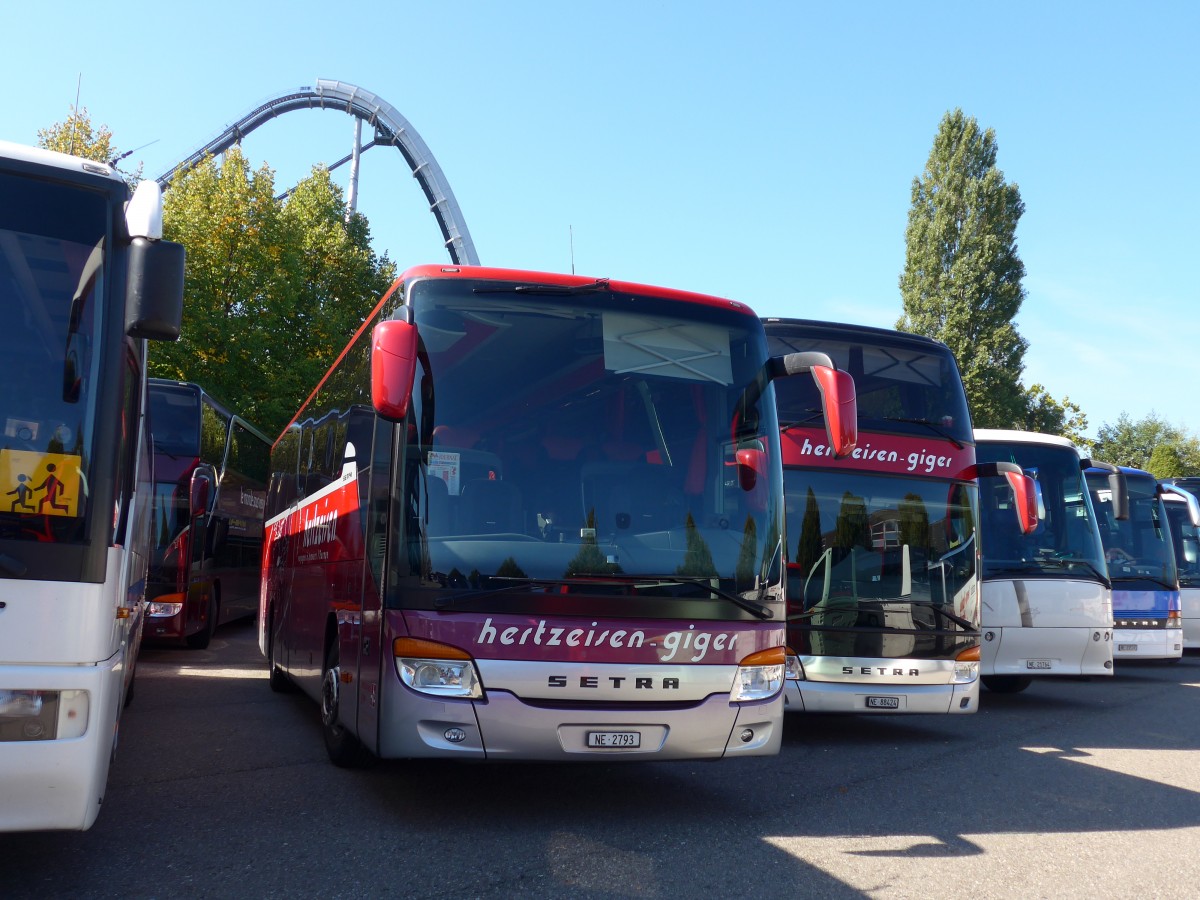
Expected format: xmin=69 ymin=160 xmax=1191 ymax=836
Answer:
xmin=353 ymin=416 xmax=394 ymax=754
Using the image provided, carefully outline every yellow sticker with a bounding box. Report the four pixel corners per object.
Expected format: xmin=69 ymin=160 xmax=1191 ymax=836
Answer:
xmin=1 ymin=450 xmax=83 ymax=518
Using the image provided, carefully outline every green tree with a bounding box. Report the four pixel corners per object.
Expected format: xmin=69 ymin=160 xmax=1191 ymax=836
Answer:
xmin=1022 ymin=384 xmax=1090 ymax=448
xmin=1094 ymin=412 xmax=1200 ymax=473
xmin=1147 ymin=444 xmax=1184 ymax=480
xmin=156 ymin=150 xmax=395 ymax=435
xmin=735 ymin=516 xmax=758 ymax=591
xmin=796 ymin=487 xmax=824 ymax=573
xmin=897 ymin=493 xmax=931 ymax=556
xmin=677 ymin=512 xmax=718 ymax=578
xmin=833 ymin=492 xmax=871 ymax=554
xmin=37 ymin=106 xmax=142 ymax=183
xmin=897 ymin=109 xmax=1029 ymax=429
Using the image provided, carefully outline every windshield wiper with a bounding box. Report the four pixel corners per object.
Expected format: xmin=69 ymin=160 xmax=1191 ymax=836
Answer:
xmin=629 ymin=574 xmax=774 ymax=619
xmin=435 ymin=573 xmax=774 ymax=619
xmin=896 ymin=600 xmax=974 ymax=630
xmin=779 ymin=409 xmax=825 ymax=433
xmin=1110 ymin=572 xmax=1177 ymax=591
xmin=791 ymin=597 xmax=973 ymax=630
xmin=881 ymin=416 xmax=964 ymax=449
xmin=472 ymin=278 xmax=610 ymax=296
xmin=1038 ymin=557 xmax=1109 ymax=582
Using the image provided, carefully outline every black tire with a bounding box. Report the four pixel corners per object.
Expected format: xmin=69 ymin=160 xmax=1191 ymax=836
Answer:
xmin=267 ymin=613 xmax=295 ymax=693
xmin=321 ymin=640 xmax=372 ymax=768
xmin=982 ymin=675 xmax=1033 ymax=694
xmin=185 ymin=590 xmax=218 ymax=650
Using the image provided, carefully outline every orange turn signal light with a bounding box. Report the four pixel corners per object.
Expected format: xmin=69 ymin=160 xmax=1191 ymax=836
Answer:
xmin=955 ymin=645 xmax=981 ymax=662
xmin=393 ymin=637 xmax=472 ymax=660
xmin=739 ymin=646 xmax=787 ymax=667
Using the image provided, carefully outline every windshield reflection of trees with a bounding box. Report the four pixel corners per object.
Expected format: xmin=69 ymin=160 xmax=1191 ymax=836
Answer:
xmin=785 ymin=472 xmax=977 ymax=658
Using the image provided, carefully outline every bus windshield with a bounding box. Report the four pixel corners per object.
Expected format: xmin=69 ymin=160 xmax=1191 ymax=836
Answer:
xmin=1090 ymin=471 xmax=1178 ymax=588
xmin=0 ymin=172 xmax=106 ymax=545
xmin=976 ymin=442 xmax=1106 ymax=582
xmin=784 ymin=469 xmax=978 ymax=655
xmin=768 ymin=322 xmax=972 ymax=446
xmin=395 ymin=277 xmax=783 ymax=616
xmin=1164 ymin=498 xmax=1200 ymax=588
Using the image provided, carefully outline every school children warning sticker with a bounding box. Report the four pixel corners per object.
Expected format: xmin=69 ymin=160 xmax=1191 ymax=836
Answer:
xmin=1 ymin=450 xmax=83 ymax=518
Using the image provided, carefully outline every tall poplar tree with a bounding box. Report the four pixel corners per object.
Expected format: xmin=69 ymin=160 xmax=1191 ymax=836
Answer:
xmin=897 ymin=110 xmax=1028 ymax=429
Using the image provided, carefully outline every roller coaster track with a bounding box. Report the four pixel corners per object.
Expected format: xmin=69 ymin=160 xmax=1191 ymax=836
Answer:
xmin=156 ymin=78 xmax=478 ymax=266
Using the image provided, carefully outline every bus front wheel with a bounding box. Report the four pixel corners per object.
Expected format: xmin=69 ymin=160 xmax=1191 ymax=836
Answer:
xmin=982 ymin=675 xmax=1033 ymax=694
xmin=321 ymin=641 xmax=372 ymax=768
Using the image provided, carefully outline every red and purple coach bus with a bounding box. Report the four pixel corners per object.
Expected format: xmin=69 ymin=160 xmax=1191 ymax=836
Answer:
xmin=764 ymin=319 xmax=1035 ymax=715
xmin=260 ymin=265 xmax=854 ymax=765
xmin=144 ymin=379 xmax=270 ymax=648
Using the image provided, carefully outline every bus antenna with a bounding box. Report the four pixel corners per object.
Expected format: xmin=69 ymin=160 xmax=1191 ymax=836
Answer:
xmin=68 ymin=73 xmax=82 ymax=157
xmin=570 ymin=224 xmax=575 ymax=275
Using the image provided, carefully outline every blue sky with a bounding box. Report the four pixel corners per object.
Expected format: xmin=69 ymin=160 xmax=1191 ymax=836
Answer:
xmin=5 ymin=1 xmax=1196 ymax=439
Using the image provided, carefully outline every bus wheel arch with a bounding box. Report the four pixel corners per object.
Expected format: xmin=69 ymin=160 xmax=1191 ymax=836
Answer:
xmin=185 ymin=583 xmax=219 ymax=650
xmin=981 ymin=675 xmax=1033 ymax=693
xmin=321 ymin=633 xmax=372 ymax=768
xmin=267 ymin=605 xmax=295 ymax=693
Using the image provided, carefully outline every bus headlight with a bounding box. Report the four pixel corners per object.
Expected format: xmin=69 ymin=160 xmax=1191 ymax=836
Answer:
xmin=732 ymin=647 xmax=786 ymax=701
xmin=784 ymin=648 xmax=805 ymax=681
xmin=147 ymin=593 xmax=184 ymax=617
xmin=953 ymin=646 xmax=980 ymax=684
xmin=393 ymin=638 xmax=483 ymax=699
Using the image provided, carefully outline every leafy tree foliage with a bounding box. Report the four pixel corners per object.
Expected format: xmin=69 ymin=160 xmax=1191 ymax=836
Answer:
xmin=1093 ymin=412 xmax=1200 ymax=474
xmin=1147 ymin=444 xmax=1184 ymax=480
xmin=1021 ymin=384 xmax=1090 ymax=448
xmin=897 ymin=110 xmax=1030 ymax=429
xmin=37 ymin=106 xmax=142 ymax=182
xmin=155 ymin=149 xmax=396 ymax=436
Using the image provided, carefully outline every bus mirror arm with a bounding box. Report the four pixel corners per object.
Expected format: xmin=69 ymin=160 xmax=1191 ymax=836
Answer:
xmin=371 ymin=319 xmax=419 ymax=421
xmin=1082 ymin=459 xmax=1129 ymax=521
xmin=1160 ymin=483 xmax=1200 ymax=527
xmin=767 ymin=352 xmax=858 ymax=458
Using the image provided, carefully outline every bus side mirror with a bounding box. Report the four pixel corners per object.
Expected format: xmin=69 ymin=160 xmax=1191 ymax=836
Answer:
xmin=126 ymin=237 xmax=185 ymax=341
xmin=769 ymin=352 xmax=858 ymax=458
xmin=734 ymin=447 xmax=768 ymax=491
xmin=809 ymin=365 xmax=857 ymax=459
xmin=1005 ymin=470 xmax=1039 ymax=535
xmin=190 ymin=469 xmax=214 ymax=519
xmin=969 ymin=462 xmax=1039 ymax=535
xmin=1161 ymin=484 xmax=1200 ymax=527
xmin=371 ymin=319 xmax=419 ymax=421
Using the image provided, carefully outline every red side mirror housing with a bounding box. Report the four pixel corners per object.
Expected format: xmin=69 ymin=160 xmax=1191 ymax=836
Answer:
xmin=1005 ymin=471 xmax=1039 ymax=535
xmin=734 ymin=447 xmax=768 ymax=491
xmin=189 ymin=471 xmax=212 ymax=518
xmin=372 ymin=319 xmax=419 ymax=421
xmin=810 ymin=365 xmax=857 ymax=458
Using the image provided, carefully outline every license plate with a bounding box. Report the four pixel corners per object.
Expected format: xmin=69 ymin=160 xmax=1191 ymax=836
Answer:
xmin=866 ymin=696 xmax=900 ymax=709
xmin=587 ymin=731 xmax=641 ymax=748
xmin=1026 ymin=659 xmax=1052 ymax=670
xmin=1118 ymin=644 xmax=1137 ymax=652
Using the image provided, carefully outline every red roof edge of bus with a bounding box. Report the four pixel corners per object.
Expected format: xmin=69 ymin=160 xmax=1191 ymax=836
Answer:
xmin=272 ymin=264 xmax=756 ymax=448
xmin=397 ymin=264 xmax=753 ymax=313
